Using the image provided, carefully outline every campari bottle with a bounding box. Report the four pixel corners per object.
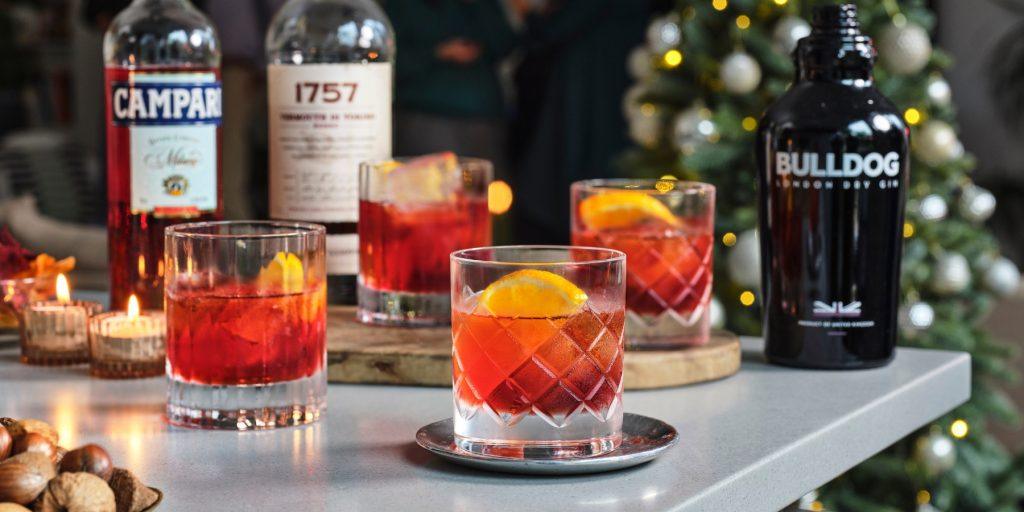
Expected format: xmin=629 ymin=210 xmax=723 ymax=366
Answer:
xmin=103 ymin=0 xmax=223 ymax=310
xmin=266 ymin=0 xmax=395 ymax=305
xmin=757 ymin=4 xmax=910 ymax=369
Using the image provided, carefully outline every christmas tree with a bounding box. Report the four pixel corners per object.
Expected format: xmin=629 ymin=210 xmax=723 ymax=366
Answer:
xmin=622 ymin=0 xmax=1024 ymax=509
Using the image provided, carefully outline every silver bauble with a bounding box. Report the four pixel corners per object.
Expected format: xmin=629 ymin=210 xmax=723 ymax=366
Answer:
xmin=628 ymin=46 xmax=654 ymax=81
xmin=709 ymin=296 xmax=725 ymax=329
xmin=727 ymin=230 xmax=760 ymax=289
xmin=647 ymin=15 xmax=682 ymax=53
xmin=914 ymin=121 xmax=963 ymax=166
xmin=672 ymin=106 xmax=717 ymax=154
xmin=772 ymin=16 xmax=811 ymax=56
xmin=628 ymin=109 xmax=661 ymax=148
xmin=918 ymin=194 xmax=948 ymax=221
xmin=899 ymin=301 xmax=935 ymax=335
xmin=958 ymin=184 xmax=996 ymax=223
xmin=797 ymin=490 xmax=819 ymax=509
xmin=931 ymin=253 xmax=971 ymax=295
xmin=622 ymin=84 xmax=646 ymax=118
xmin=927 ymin=75 xmax=952 ymax=106
xmin=878 ymin=22 xmax=933 ymax=76
xmin=720 ymin=51 xmax=762 ymax=94
xmin=914 ymin=431 xmax=956 ymax=475
xmin=983 ymin=257 xmax=1021 ymax=297
xmin=918 ymin=503 xmax=941 ymax=512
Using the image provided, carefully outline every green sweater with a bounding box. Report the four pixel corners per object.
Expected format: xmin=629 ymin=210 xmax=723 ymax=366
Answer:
xmin=386 ymin=0 xmax=516 ymax=119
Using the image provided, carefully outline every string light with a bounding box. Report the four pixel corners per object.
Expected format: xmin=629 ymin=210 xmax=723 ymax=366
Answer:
xmin=722 ymin=232 xmax=737 ymax=246
xmin=950 ymin=419 xmax=969 ymax=439
xmin=809 ymin=501 xmax=824 ymax=511
xmin=740 ymin=291 xmax=756 ymax=306
xmin=488 ymin=181 xmax=513 ymax=215
xmin=904 ymin=108 xmax=923 ymax=125
xmin=773 ymin=0 xmax=788 ymax=5
xmin=736 ymin=15 xmax=751 ymax=29
xmin=903 ymin=222 xmax=915 ymax=238
xmin=712 ymin=0 xmax=728 ymax=11
xmin=663 ymin=49 xmax=684 ymax=68
xmin=916 ymin=490 xmax=931 ymax=505
xmin=742 ymin=116 xmax=758 ymax=131
xmin=640 ymin=103 xmax=656 ymax=116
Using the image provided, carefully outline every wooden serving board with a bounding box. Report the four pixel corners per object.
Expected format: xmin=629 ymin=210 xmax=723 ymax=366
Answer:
xmin=327 ymin=306 xmax=740 ymax=390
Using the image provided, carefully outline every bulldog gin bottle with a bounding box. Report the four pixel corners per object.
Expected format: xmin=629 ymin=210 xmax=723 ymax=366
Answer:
xmin=757 ymin=4 xmax=909 ymax=369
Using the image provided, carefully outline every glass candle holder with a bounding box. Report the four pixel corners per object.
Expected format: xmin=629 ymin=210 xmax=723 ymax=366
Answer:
xmin=90 ymin=299 xmax=166 ymax=379
xmin=22 ymin=287 xmax=102 ymax=366
xmin=451 ymin=246 xmax=626 ymax=458
xmin=165 ymin=221 xmax=327 ymax=430
xmin=572 ymin=179 xmax=716 ymax=349
xmin=358 ymin=153 xmax=492 ymax=326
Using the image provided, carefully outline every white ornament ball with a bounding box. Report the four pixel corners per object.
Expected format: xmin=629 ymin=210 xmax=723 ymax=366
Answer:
xmin=628 ymin=47 xmax=654 ymax=81
xmin=672 ymin=106 xmax=717 ymax=154
xmin=647 ymin=15 xmax=682 ymax=53
xmin=899 ymin=301 xmax=935 ymax=334
xmin=983 ymin=257 xmax=1021 ymax=297
xmin=709 ymin=297 xmax=725 ymax=329
xmin=720 ymin=51 xmax=762 ymax=94
xmin=628 ymin=110 xmax=661 ymax=148
xmin=927 ymin=75 xmax=952 ymax=106
xmin=915 ymin=121 xmax=963 ymax=166
xmin=727 ymin=230 xmax=761 ymax=289
xmin=878 ymin=22 xmax=933 ymax=76
xmin=958 ymin=184 xmax=996 ymax=223
xmin=772 ymin=16 xmax=811 ymax=56
xmin=931 ymin=253 xmax=971 ymax=295
xmin=914 ymin=431 xmax=956 ymax=474
xmin=918 ymin=194 xmax=948 ymax=221
xmin=918 ymin=503 xmax=941 ymax=512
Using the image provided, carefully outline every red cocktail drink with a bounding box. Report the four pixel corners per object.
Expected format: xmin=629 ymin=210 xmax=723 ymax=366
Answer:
xmin=572 ymin=180 xmax=715 ymax=348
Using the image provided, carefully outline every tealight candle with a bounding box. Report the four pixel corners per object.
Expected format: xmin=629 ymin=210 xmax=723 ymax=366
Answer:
xmin=21 ymin=274 xmax=102 ymax=366
xmin=89 ymin=295 xmax=166 ymax=379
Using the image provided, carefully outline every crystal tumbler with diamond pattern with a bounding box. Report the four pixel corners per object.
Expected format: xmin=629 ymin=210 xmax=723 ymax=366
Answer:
xmin=572 ymin=180 xmax=715 ymax=349
xmin=451 ymin=246 xmax=626 ymax=458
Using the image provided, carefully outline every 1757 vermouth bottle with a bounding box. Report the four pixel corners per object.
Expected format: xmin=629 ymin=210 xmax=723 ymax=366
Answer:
xmin=266 ymin=0 xmax=395 ymax=305
xmin=104 ymin=0 xmax=223 ymax=310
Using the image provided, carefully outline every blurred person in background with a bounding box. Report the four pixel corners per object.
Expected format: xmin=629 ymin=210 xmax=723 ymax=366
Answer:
xmin=385 ymin=0 xmax=517 ymax=180
xmin=510 ymin=0 xmax=650 ymax=244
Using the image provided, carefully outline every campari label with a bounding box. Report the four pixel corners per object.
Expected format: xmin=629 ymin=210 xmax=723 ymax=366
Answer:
xmin=110 ymin=72 xmax=221 ymax=215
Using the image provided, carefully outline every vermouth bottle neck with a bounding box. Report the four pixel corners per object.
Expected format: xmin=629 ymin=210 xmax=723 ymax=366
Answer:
xmin=795 ymin=4 xmax=875 ymax=85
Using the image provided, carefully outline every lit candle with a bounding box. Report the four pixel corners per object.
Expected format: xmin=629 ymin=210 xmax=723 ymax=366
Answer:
xmin=89 ymin=294 xmax=166 ymax=379
xmin=21 ymin=274 xmax=102 ymax=366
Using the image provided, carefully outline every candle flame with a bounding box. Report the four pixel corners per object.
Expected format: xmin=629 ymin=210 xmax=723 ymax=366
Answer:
xmin=56 ymin=274 xmax=70 ymax=304
xmin=127 ymin=295 xmax=140 ymax=319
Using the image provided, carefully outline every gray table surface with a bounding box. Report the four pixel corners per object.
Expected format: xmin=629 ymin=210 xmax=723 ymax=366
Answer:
xmin=0 ymin=337 xmax=969 ymax=512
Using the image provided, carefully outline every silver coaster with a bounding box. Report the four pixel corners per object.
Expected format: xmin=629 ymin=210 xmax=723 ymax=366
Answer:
xmin=415 ymin=413 xmax=678 ymax=475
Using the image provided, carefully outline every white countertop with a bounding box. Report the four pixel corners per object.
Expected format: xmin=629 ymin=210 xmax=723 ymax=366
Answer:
xmin=0 ymin=337 xmax=969 ymax=512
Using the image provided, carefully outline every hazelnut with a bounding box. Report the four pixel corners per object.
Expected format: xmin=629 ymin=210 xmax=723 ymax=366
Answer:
xmin=109 ymin=468 xmax=159 ymax=512
xmin=0 ymin=426 xmax=10 ymax=461
xmin=59 ymin=445 xmax=113 ymax=482
xmin=0 ymin=503 xmax=31 ymax=512
xmin=0 ymin=461 xmax=49 ymax=505
xmin=3 ymin=420 xmax=58 ymax=447
xmin=11 ymin=433 xmax=55 ymax=462
xmin=1 ymin=453 xmax=56 ymax=478
xmin=36 ymin=473 xmax=115 ymax=512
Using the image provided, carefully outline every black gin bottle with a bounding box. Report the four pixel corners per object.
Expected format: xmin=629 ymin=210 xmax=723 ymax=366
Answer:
xmin=757 ymin=4 xmax=909 ymax=369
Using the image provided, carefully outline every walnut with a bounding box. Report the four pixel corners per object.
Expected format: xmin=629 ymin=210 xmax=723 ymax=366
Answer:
xmin=0 ymin=503 xmax=32 ymax=511
xmin=108 ymin=469 xmax=158 ymax=512
xmin=35 ymin=473 xmax=115 ymax=512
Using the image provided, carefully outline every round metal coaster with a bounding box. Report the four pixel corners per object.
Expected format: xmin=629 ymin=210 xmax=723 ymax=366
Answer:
xmin=414 ymin=413 xmax=678 ymax=475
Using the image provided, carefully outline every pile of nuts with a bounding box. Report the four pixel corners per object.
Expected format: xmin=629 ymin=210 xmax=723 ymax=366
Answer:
xmin=0 ymin=418 xmax=159 ymax=512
